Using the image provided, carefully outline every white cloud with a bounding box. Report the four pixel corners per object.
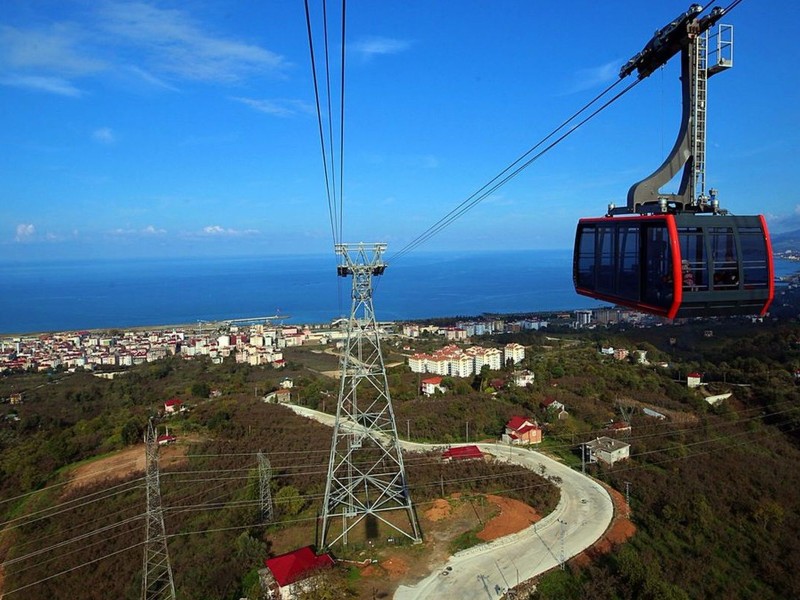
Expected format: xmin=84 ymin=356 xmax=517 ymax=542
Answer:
xmin=0 ymin=74 xmax=82 ymax=97
xmin=0 ymin=5 xmax=288 ymax=96
xmin=232 ymin=97 xmax=313 ymax=117
xmin=96 ymin=2 xmax=289 ymax=83
xmin=0 ymin=24 xmax=106 ymax=75
xmin=201 ymin=225 xmax=258 ymax=236
xmin=562 ymin=59 xmax=620 ymax=95
xmin=351 ymin=36 xmax=412 ymax=59
xmin=110 ymin=225 xmax=167 ymax=236
xmin=125 ymin=65 xmax=178 ymax=91
xmin=92 ymin=127 xmax=115 ymax=144
xmin=15 ymin=223 xmax=35 ymax=242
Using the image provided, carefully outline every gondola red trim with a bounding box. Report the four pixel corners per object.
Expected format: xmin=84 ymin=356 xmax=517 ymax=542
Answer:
xmin=665 ymin=215 xmax=681 ymax=320
xmin=759 ymin=214 xmax=774 ymax=316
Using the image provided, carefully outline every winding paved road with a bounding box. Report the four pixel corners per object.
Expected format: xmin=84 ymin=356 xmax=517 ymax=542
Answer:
xmin=285 ymin=405 xmax=613 ymax=599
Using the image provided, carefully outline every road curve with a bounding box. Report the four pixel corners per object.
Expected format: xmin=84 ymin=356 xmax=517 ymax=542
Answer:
xmin=284 ymin=405 xmax=613 ymax=599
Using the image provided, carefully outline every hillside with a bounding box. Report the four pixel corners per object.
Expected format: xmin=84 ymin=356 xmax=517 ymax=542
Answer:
xmin=1 ymin=316 xmax=799 ymax=598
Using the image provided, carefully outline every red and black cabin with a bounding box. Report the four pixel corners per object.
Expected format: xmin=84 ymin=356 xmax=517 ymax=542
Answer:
xmin=573 ymin=214 xmax=774 ymax=319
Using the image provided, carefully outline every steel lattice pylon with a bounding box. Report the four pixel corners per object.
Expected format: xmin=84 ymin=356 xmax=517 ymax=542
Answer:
xmin=320 ymin=243 xmax=421 ymax=548
xmin=257 ymin=451 xmax=274 ymax=524
xmin=142 ymin=420 xmax=176 ymax=600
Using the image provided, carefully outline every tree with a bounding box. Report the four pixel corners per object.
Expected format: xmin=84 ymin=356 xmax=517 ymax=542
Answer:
xmin=275 ymin=485 xmax=305 ymax=517
xmin=191 ymin=381 xmax=211 ymax=398
xmin=121 ymin=420 xmax=142 ymax=445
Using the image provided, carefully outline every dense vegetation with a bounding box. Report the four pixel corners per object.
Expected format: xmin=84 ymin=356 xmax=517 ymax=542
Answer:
xmin=2 ymin=312 xmax=800 ymax=598
xmin=0 ymin=353 xmax=557 ymax=599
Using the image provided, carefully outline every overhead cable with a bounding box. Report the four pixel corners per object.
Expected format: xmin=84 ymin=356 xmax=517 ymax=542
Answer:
xmin=392 ymin=77 xmax=641 ymax=261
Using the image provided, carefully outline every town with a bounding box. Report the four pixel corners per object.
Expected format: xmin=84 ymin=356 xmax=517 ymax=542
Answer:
xmin=0 ymin=306 xmax=676 ymax=376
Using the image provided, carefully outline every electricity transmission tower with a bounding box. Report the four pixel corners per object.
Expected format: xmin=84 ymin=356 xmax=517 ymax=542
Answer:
xmin=142 ymin=420 xmax=176 ymax=600
xmin=320 ymin=243 xmax=421 ymax=548
xmin=257 ymin=451 xmax=274 ymax=523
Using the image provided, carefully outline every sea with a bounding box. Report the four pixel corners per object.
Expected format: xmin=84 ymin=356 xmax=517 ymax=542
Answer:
xmin=1 ymin=250 xmax=797 ymax=335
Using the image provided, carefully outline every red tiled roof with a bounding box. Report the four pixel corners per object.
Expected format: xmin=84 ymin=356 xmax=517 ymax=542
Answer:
xmin=506 ymin=415 xmax=533 ymax=431
xmin=265 ymin=546 xmax=334 ymax=587
xmin=422 ymin=376 xmax=443 ymax=385
xmin=688 ymin=372 xmax=702 ymax=378
xmin=442 ymin=445 xmax=483 ymax=460
xmin=516 ymin=423 xmax=540 ymax=435
xmin=164 ymin=398 xmax=182 ymax=407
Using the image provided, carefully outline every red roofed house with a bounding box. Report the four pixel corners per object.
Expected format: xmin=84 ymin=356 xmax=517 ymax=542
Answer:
xmin=442 ymin=445 xmax=484 ymax=462
xmin=164 ymin=398 xmax=183 ymax=414
xmin=421 ymin=376 xmax=446 ymax=397
xmin=157 ymin=433 xmax=177 ymax=446
xmin=502 ymin=416 xmax=542 ymax=445
xmin=687 ymin=372 xmax=703 ymax=388
xmin=264 ymin=546 xmax=334 ymax=599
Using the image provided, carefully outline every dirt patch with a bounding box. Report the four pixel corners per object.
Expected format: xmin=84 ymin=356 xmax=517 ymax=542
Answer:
xmin=356 ymin=493 xmax=540 ymax=597
xmin=570 ymin=483 xmax=636 ymax=568
xmin=477 ymin=494 xmax=541 ymax=541
xmin=62 ymin=442 xmax=190 ymax=497
xmin=424 ymin=498 xmax=452 ymax=522
xmin=380 ymin=556 xmax=410 ymax=579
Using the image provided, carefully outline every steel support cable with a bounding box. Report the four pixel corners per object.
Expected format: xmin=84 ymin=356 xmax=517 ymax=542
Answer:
xmin=2 ymin=512 xmax=144 ymax=570
xmin=392 ymin=77 xmax=643 ymax=261
xmin=322 ymin=0 xmax=340 ymax=245
xmin=4 ymin=419 xmax=784 ymax=598
xmin=304 ymin=0 xmax=338 ymax=247
xmin=338 ymin=0 xmax=347 ymax=242
xmin=2 ymin=540 xmax=143 ymax=597
xmin=9 ymin=497 xmax=144 ymax=554
xmin=154 ymin=401 xmax=800 ymax=484
xmin=388 ymin=76 xmax=630 ymax=262
xmin=0 ymin=460 xmax=142 ymax=508
xmin=161 ymin=477 xmax=242 ymax=514
xmin=0 ymin=477 xmax=143 ymax=531
xmin=159 ymin=403 xmax=794 ymax=481
xmin=167 ymin=416 xmax=798 ymax=531
xmin=6 ymin=521 xmax=143 ymax=579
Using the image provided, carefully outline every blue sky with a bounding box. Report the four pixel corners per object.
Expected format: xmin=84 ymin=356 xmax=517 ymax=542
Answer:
xmin=2 ymin=0 xmax=798 ymax=261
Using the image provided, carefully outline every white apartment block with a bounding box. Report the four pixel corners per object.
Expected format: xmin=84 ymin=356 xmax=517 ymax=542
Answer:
xmin=504 ymin=343 xmax=525 ymax=365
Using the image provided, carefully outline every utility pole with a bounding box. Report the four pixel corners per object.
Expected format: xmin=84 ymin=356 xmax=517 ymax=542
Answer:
xmin=320 ymin=243 xmax=421 ymax=548
xmin=142 ymin=419 xmax=176 ymax=600
xmin=466 ymin=421 xmax=470 ymax=443
xmin=257 ymin=451 xmax=274 ymax=524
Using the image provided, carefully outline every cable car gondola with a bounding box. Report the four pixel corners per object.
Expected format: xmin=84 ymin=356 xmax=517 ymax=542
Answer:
xmin=572 ymin=4 xmax=774 ymax=319
xmin=574 ymin=213 xmax=773 ymax=319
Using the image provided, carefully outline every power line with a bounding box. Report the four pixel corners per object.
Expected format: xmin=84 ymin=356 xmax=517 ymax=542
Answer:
xmin=390 ymin=77 xmax=638 ymax=261
xmin=304 ymin=0 xmax=338 ymax=248
xmin=0 ymin=456 xmax=141 ymax=507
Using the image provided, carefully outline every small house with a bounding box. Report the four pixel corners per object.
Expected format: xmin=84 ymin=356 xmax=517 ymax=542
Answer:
xmin=687 ymin=372 xmax=703 ymax=388
xmin=513 ymin=370 xmax=535 ymax=387
xmin=164 ymin=398 xmax=183 ymax=414
xmin=157 ymin=433 xmax=177 ymax=446
xmin=421 ymin=376 xmax=446 ymax=397
xmin=541 ymin=398 xmax=565 ymax=412
xmin=502 ymin=416 xmax=542 ymax=445
xmin=264 ymin=389 xmax=291 ymax=404
xmin=263 ymin=546 xmax=335 ymax=600
xmin=584 ymin=436 xmax=630 ymax=465
xmin=442 ymin=445 xmax=484 ymax=462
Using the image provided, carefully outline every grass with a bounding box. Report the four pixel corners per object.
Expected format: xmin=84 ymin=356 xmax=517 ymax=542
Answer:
xmin=448 ymin=528 xmax=482 ymax=554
